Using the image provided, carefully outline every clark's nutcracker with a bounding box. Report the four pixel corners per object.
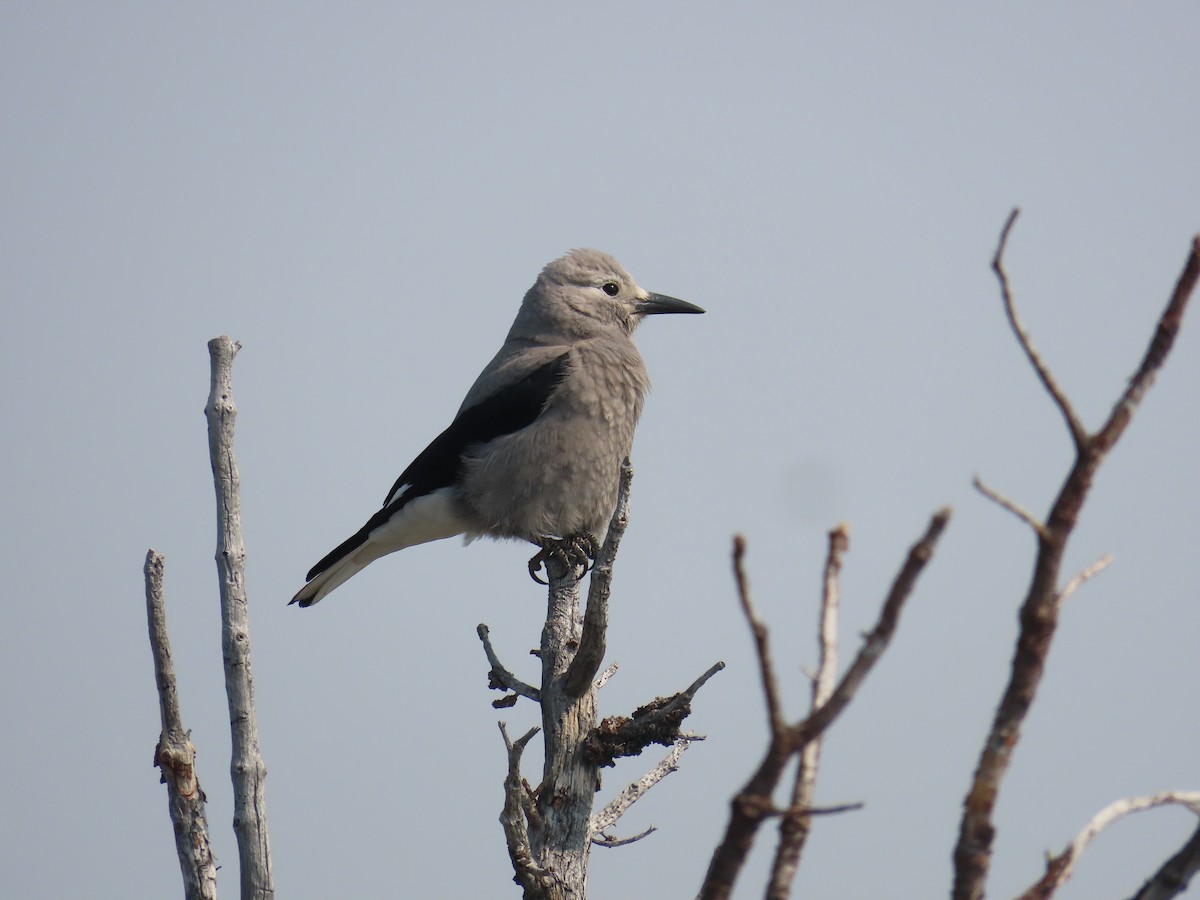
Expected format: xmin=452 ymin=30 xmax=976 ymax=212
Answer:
xmin=290 ymin=248 xmax=703 ymax=608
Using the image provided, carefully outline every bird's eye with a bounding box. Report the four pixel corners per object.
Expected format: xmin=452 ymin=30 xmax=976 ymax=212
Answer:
xmin=602 ymin=282 xmax=620 ymax=297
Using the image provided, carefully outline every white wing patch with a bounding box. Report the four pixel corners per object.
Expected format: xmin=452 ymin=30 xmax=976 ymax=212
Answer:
xmin=354 ymin=487 xmax=471 ymax=564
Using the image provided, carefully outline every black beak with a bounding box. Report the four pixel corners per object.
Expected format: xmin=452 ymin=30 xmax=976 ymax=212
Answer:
xmin=638 ymin=292 xmax=706 ymax=316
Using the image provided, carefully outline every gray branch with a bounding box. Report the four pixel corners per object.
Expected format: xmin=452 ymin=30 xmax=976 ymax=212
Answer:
xmin=205 ymin=336 xmax=273 ymax=899
xmin=145 ymin=550 xmax=218 ymax=900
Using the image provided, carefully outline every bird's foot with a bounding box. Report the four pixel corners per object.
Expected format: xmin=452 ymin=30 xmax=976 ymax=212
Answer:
xmin=528 ymin=534 xmax=599 ymax=585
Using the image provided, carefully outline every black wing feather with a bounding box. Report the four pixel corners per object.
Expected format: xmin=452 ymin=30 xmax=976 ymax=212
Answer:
xmin=304 ymin=351 xmax=570 ymax=582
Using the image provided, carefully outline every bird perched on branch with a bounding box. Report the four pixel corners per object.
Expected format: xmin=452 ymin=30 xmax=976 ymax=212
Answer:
xmin=290 ymin=248 xmax=704 ymax=607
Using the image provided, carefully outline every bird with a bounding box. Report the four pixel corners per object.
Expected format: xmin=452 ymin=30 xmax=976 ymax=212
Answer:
xmin=290 ymin=248 xmax=704 ymax=607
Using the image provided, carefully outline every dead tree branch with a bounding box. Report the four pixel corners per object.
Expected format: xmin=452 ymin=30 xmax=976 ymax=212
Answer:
xmin=951 ymin=219 xmax=1200 ymax=900
xmin=145 ymin=550 xmax=218 ymax=900
xmin=206 ymin=335 xmax=274 ymax=899
xmin=698 ymin=509 xmax=951 ymax=900
xmin=494 ymin=461 xmax=718 ymax=897
xmin=589 ymin=736 xmax=701 ymax=837
xmin=766 ymin=524 xmax=849 ymax=899
xmin=1129 ymin=817 xmax=1200 ymax=900
xmin=1017 ymin=792 xmax=1200 ymax=900
xmin=478 ymin=624 xmax=540 ymax=706
xmin=499 ymin=723 xmax=550 ymax=896
xmin=565 ymin=458 xmax=634 ymax=697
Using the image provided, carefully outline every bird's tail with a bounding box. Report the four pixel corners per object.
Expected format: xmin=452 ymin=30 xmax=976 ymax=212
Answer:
xmin=289 ymin=551 xmax=378 ymax=607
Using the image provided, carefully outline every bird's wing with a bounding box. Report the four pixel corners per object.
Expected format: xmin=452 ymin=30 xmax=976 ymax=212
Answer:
xmin=304 ymin=350 xmax=571 ymax=583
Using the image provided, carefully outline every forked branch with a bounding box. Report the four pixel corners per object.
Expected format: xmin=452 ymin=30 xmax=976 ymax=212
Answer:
xmin=951 ymin=219 xmax=1200 ymax=900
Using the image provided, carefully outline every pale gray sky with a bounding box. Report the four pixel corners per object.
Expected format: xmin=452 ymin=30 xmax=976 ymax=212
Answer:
xmin=2 ymin=3 xmax=1198 ymax=898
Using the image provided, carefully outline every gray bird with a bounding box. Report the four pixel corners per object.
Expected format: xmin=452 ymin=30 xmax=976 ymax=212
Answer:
xmin=290 ymin=248 xmax=703 ymax=608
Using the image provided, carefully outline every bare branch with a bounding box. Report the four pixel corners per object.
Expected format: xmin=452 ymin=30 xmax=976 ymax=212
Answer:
xmin=1056 ymin=553 xmax=1114 ymax=603
xmin=733 ymin=534 xmax=785 ymax=735
xmin=1129 ymin=816 xmax=1200 ymax=900
xmin=1095 ymin=233 xmax=1200 ymax=455
xmin=145 ymin=550 xmax=218 ymax=900
xmin=590 ymin=736 xmax=700 ymax=835
xmin=992 ymin=208 xmax=1089 ymax=449
xmin=205 ymin=335 xmax=273 ymax=899
xmin=584 ymin=663 xmax=723 ymax=768
xmin=973 ymin=475 xmax=1046 ymax=536
xmin=798 ymin=508 xmax=951 ymax=744
xmin=566 ymin=458 xmax=634 ymax=696
xmin=477 ymin=624 xmax=540 ymax=704
xmin=594 ymin=662 xmax=619 ymax=691
xmin=1017 ymin=792 xmax=1200 ymax=900
xmin=767 ymin=523 xmax=849 ymax=898
xmin=592 ymin=826 xmax=658 ymax=847
xmin=499 ymin=723 xmax=550 ymax=895
xmin=951 ymin=227 xmax=1200 ymax=900
xmin=699 ymin=510 xmax=950 ymax=900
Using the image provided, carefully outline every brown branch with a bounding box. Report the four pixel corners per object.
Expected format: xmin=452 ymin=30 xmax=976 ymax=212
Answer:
xmin=972 ymin=475 xmax=1046 ymax=537
xmin=145 ymin=550 xmax=218 ymax=900
xmin=1129 ymin=816 xmax=1200 ymax=900
xmin=565 ymin=458 xmax=634 ymax=696
xmin=698 ymin=510 xmax=950 ymax=900
xmin=951 ymin=225 xmax=1200 ymax=900
xmin=798 ymin=509 xmax=951 ymax=744
xmin=767 ymin=523 xmax=849 ymax=899
xmin=733 ymin=534 xmax=785 ymax=735
xmin=993 ymin=208 xmax=1089 ymax=450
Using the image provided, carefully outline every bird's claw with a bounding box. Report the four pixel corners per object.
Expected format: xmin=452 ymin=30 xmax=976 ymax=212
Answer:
xmin=527 ymin=534 xmax=599 ymax=584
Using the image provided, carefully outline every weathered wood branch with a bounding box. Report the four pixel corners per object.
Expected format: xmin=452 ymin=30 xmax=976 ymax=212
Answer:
xmin=1016 ymin=792 xmax=1200 ymax=900
xmin=205 ymin=335 xmax=274 ymax=900
xmin=766 ymin=523 xmax=848 ymax=899
xmin=583 ymin=663 xmax=723 ymax=768
xmin=589 ymin=736 xmax=701 ymax=838
xmin=145 ymin=550 xmax=218 ymax=900
xmin=950 ymin=221 xmax=1199 ymax=900
xmin=698 ymin=509 xmax=950 ymax=900
xmin=478 ymin=624 xmax=540 ymax=705
xmin=565 ymin=459 xmax=634 ymax=697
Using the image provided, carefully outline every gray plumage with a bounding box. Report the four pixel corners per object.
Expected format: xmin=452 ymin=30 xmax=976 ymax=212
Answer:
xmin=291 ymin=248 xmax=703 ymax=607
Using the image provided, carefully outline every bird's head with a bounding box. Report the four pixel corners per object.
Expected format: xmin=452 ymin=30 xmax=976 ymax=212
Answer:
xmin=516 ymin=248 xmax=704 ymax=340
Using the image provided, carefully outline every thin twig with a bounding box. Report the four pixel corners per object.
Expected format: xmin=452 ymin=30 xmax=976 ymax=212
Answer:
xmin=592 ymin=826 xmax=658 ymax=847
xmin=973 ymin=475 xmax=1046 ymax=536
xmin=993 ymin=208 xmax=1089 ymax=450
xmin=594 ymin=661 xmax=619 ymax=690
xmin=145 ymin=550 xmax=218 ymax=900
xmin=477 ymin=624 xmax=540 ymax=703
xmin=590 ymin=736 xmax=700 ymax=835
xmin=798 ymin=508 xmax=951 ymax=744
xmin=733 ymin=534 xmax=785 ymax=735
xmin=1017 ymin=792 xmax=1200 ymax=900
xmin=1056 ymin=553 xmax=1114 ymax=603
xmin=565 ymin=458 xmax=634 ymax=696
